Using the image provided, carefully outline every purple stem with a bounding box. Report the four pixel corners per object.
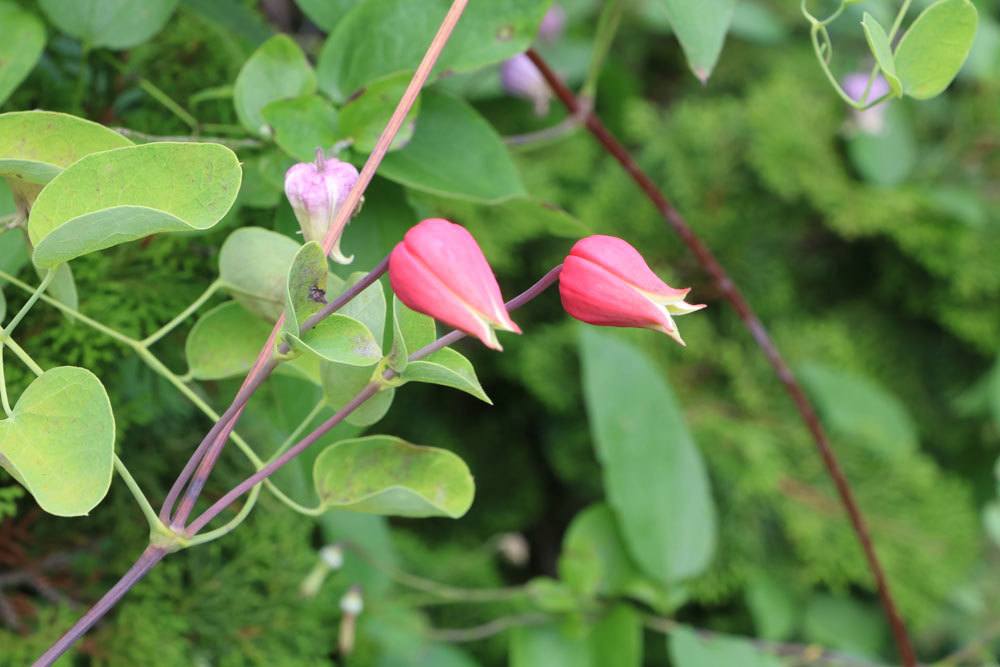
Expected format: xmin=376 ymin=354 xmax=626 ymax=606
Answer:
xmin=32 ymin=547 xmax=166 ymax=667
xmin=185 ymin=265 xmax=563 ymax=535
xmin=162 ymin=257 xmax=389 ymax=527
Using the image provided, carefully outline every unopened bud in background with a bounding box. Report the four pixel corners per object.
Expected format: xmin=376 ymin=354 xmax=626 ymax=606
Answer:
xmin=299 ymin=544 xmax=345 ymax=598
xmin=500 ymin=54 xmax=551 ymax=116
xmin=496 ymin=532 xmax=530 ymax=567
xmin=338 ymin=585 xmax=364 ymax=657
xmin=538 ymin=4 xmax=566 ymax=42
xmin=284 ymin=149 xmax=360 ymax=264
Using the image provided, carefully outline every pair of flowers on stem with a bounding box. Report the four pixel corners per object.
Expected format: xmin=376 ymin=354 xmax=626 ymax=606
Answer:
xmin=285 ymin=152 xmax=705 ymax=348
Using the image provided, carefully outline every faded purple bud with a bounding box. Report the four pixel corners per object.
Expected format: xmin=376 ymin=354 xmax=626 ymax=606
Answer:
xmin=538 ymin=4 xmax=566 ymax=42
xmin=500 ymin=54 xmax=550 ymax=116
xmin=284 ymin=149 xmax=360 ymax=264
xmin=842 ymin=73 xmax=891 ymax=135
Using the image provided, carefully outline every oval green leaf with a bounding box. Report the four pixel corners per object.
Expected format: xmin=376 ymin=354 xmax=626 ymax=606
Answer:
xmin=317 ymin=0 xmax=552 ymax=102
xmin=28 ymin=142 xmax=241 ymax=267
xmin=338 ymin=71 xmax=420 ymax=153
xmin=284 ymin=241 xmax=329 ymax=336
xmin=321 ymin=361 xmax=393 ymax=426
xmin=379 ymin=91 xmax=525 ymax=203
xmin=262 ymin=95 xmax=340 ymax=162
xmin=234 ymin=34 xmax=317 ymax=136
xmin=288 ymin=315 xmax=382 ymax=367
xmin=389 ymin=295 xmax=436 ymax=371
xmin=0 ymin=3 xmax=46 ymax=105
xmin=399 ymin=347 xmax=491 ymax=404
xmin=669 ymin=626 xmax=782 ymax=667
xmin=894 ymin=0 xmax=978 ymax=99
xmin=580 ymin=328 xmax=716 ymax=584
xmin=219 ymin=227 xmax=301 ymax=321
xmin=0 ymin=366 xmax=114 ymax=517
xmin=38 ymin=0 xmax=179 ymax=50
xmin=312 ymin=435 xmax=474 ymax=518
xmin=861 ymin=13 xmax=902 ymax=97
xmin=0 ymin=111 xmax=133 ymax=186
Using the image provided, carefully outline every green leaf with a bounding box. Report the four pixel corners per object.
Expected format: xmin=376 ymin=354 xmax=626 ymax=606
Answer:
xmin=186 ymin=302 xmax=273 ymax=380
xmin=847 ymin=103 xmax=916 ymax=186
xmin=335 ymin=272 xmax=388 ymax=344
xmin=42 ymin=263 xmax=79 ymax=315
xmin=803 ymin=595 xmax=886 ymax=659
xmin=283 ymin=241 xmax=329 ymax=336
xmin=28 ymin=142 xmax=242 ymax=268
xmin=379 ymin=91 xmax=525 ymax=203
xmin=389 ymin=296 xmax=436 ymax=371
xmin=317 ymin=0 xmax=552 ymax=102
xmin=861 ymin=13 xmax=902 ymax=97
xmin=38 ymin=0 xmax=179 ymax=50
xmin=186 ymin=301 xmax=320 ymax=382
xmin=219 ymin=227 xmax=300 ymax=321
xmin=580 ymin=328 xmax=716 ymax=584
xmin=798 ymin=362 xmax=917 ymax=459
xmin=558 ymin=503 xmax=641 ymax=599
xmin=234 ymin=34 xmax=317 ymax=136
xmin=894 ymin=0 xmax=978 ymax=100
xmin=0 ymin=111 xmax=132 ymax=185
xmin=295 ymin=0 xmax=359 ymax=31
xmin=0 ymin=366 xmax=114 ymax=517
xmin=312 ymin=435 xmax=474 ymax=517
xmin=339 ymin=72 xmax=420 ymax=153
xmin=668 ymin=626 xmax=782 ymax=667
xmin=321 ymin=362 xmax=394 ymax=427
xmin=0 ymin=3 xmax=45 ymax=106
xmin=745 ymin=574 xmax=798 ymax=641
xmin=510 ymin=607 xmax=642 ymax=667
xmin=661 ymin=0 xmax=736 ymax=82
xmin=289 ymin=316 xmax=382 ymax=367
xmin=262 ymin=95 xmax=340 ymax=162
xmin=399 ymin=347 xmax=490 ymax=404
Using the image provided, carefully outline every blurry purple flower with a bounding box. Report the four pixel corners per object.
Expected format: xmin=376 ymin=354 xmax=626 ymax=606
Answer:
xmin=500 ymin=53 xmax=551 ymax=116
xmin=842 ymin=72 xmax=891 ymax=135
xmin=538 ymin=4 xmax=566 ymax=42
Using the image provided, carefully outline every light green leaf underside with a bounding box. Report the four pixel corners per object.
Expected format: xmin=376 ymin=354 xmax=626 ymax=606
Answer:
xmin=186 ymin=301 xmax=320 ymax=383
xmin=219 ymin=226 xmax=301 ymax=321
xmin=312 ymin=435 xmax=474 ymax=518
xmin=38 ymin=0 xmax=179 ymax=50
xmin=389 ymin=296 xmax=436 ymax=371
xmin=28 ymin=142 xmax=241 ymax=267
xmin=0 ymin=366 xmax=115 ymax=517
xmin=669 ymin=626 xmax=782 ymax=667
xmin=0 ymin=111 xmax=133 ymax=185
xmin=894 ymin=0 xmax=978 ymax=99
xmin=262 ymin=95 xmax=340 ymax=162
xmin=338 ymin=71 xmax=420 ymax=153
xmin=288 ymin=315 xmax=382 ymax=367
xmin=320 ymin=361 xmax=393 ymax=427
xmin=284 ymin=241 xmax=329 ymax=336
xmin=0 ymin=3 xmax=46 ymax=106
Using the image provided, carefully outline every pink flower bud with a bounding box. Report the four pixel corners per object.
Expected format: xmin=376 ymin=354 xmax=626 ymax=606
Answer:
xmin=500 ymin=54 xmax=551 ymax=116
xmin=389 ymin=219 xmax=521 ymax=350
xmin=559 ymin=235 xmax=705 ymax=346
xmin=284 ymin=150 xmax=360 ymax=264
xmin=538 ymin=4 xmax=566 ymax=42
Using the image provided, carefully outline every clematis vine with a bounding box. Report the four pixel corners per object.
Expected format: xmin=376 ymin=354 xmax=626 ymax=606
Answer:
xmin=558 ymin=235 xmax=705 ymax=345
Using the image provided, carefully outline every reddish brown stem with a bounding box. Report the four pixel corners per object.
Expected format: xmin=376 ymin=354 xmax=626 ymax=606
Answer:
xmin=525 ymin=49 xmax=916 ymax=667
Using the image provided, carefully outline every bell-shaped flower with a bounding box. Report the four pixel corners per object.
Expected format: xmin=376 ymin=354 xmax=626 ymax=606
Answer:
xmin=284 ymin=149 xmax=360 ymax=264
xmin=500 ymin=54 xmax=551 ymax=116
xmin=559 ymin=235 xmax=705 ymax=345
xmin=389 ymin=219 xmax=521 ymax=350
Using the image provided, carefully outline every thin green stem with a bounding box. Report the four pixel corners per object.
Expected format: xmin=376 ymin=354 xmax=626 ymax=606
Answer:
xmin=111 ymin=128 xmax=263 ymax=150
xmin=102 ymin=54 xmax=199 ymax=130
xmin=114 ymin=455 xmax=164 ymax=532
xmin=184 ymin=484 xmax=261 ymax=547
xmin=888 ymin=0 xmax=913 ymax=40
xmin=4 ymin=269 xmax=54 ymax=337
xmin=0 ymin=349 xmax=12 ymax=417
xmin=581 ymin=0 xmax=625 ymax=98
xmin=269 ymin=398 xmax=327 ymax=461
xmin=141 ymin=280 xmax=222 ymax=347
xmin=1 ymin=333 xmax=44 ymax=377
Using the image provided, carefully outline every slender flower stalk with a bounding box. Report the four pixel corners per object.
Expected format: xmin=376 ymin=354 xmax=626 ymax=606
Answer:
xmin=524 ymin=48 xmax=917 ymax=667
